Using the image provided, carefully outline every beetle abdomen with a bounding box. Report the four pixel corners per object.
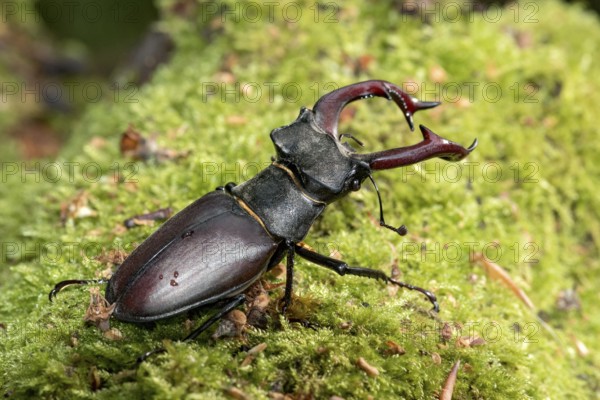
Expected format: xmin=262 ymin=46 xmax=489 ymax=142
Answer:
xmin=106 ymin=192 xmax=278 ymax=322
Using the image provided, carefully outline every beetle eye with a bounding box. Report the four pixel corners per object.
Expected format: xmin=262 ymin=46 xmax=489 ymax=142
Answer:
xmin=351 ymin=179 xmax=361 ymax=191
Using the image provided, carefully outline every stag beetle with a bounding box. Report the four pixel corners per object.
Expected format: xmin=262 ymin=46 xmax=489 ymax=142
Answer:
xmin=49 ymin=80 xmax=477 ymax=361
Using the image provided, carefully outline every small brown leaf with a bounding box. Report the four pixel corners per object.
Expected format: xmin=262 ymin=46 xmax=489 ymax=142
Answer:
xmin=60 ymin=191 xmax=97 ymax=225
xmin=212 ymin=310 xmax=247 ymax=339
xmin=103 ymin=328 xmax=123 ymax=341
xmin=246 ymin=292 xmax=270 ymax=329
xmin=429 ymin=65 xmax=447 ymax=83
xmin=120 ymin=125 xmax=155 ymax=160
xmin=356 ymin=357 xmax=379 ymax=377
xmin=225 ymin=387 xmax=250 ymax=400
xmin=89 ymin=366 xmax=101 ymax=391
xmin=357 ymin=54 xmax=375 ymax=72
xmin=456 ymin=335 xmax=486 ymax=348
xmin=440 ymin=323 xmax=453 ymax=341
xmin=267 ymin=263 xmax=286 ymax=279
xmin=384 ymin=340 xmax=406 ymax=356
xmin=120 ymin=124 xmax=190 ymax=162
xmin=469 ymin=337 xmax=486 ymax=347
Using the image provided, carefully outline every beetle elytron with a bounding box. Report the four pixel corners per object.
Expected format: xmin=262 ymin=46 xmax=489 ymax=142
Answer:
xmin=50 ymin=80 xmax=477 ymax=360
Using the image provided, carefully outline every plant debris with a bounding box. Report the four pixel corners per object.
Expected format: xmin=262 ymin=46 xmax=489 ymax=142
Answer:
xmin=240 ymin=343 xmax=267 ymax=367
xmin=60 ymin=190 xmax=97 ymax=225
xmin=356 ymin=357 xmax=379 ymax=377
xmin=120 ymin=124 xmax=190 ymax=162
xmin=123 ymin=207 xmax=173 ymax=229
xmin=212 ymin=309 xmax=247 ymax=339
xmin=83 ymin=287 xmax=115 ymax=332
xmin=471 ymin=253 xmax=535 ymax=310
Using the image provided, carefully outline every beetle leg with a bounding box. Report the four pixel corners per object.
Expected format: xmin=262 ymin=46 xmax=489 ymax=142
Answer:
xmin=183 ymin=294 xmax=247 ymax=342
xmin=48 ymin=279 xmax=109 ymax=302
xmin=281 ymin=240 xmax=296 ymax=314
xmin=266 ymin=242 xmax=287 ymax=271
xmin=295 ymin=244 xmax=439 ymax=313
xmin=312 ymin=80 xmax=440 ymax=136
xmin=269 ymin=241 xmax=318 ymax=329
xmin=137 ymin=294 xmax=247 ymax=363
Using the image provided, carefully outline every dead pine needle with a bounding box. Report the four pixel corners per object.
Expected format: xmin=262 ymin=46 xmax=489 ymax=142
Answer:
xmin=471 ymin=253 xmax=563 ymax=348
xmin=471 ymin=253 xmax=535 ymax=310
xmin=241 ymin=342 xmax=267 ymax=367
xmin=439 ymin=360 xmax=461 ymax=400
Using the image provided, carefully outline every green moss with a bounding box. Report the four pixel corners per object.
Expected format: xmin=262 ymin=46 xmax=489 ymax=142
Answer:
xmin=1 ymin=0 xmax=599 ymax=398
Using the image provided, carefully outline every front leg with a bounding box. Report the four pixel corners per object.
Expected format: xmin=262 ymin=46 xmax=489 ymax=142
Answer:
xmin=295 ymin=243 xmax=439 ymax=312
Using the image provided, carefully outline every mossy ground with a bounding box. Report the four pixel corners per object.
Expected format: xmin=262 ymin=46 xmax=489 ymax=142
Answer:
xmin=1 ymin=0 xmax=599 ymax=398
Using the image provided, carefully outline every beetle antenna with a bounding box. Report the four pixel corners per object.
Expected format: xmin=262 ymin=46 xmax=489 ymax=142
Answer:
xmin=367 ymin=174 xmax=408 ymax=236
xmin=339 ymin=133 xmax=365 ymax=147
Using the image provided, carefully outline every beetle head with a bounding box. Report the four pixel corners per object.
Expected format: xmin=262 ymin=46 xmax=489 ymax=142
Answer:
xmin=270 ymin=107 xmax=371 ymax=203
xmin=271 ymin=80 xmax=477 ymax=204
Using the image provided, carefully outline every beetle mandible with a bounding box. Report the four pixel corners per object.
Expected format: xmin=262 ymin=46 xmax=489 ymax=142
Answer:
xmin=50 ymin=80 xmax=477 ymax=361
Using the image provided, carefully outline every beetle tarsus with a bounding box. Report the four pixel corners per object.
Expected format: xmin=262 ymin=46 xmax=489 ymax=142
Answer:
xmin=137 ymin=348 xmax=166 ymax=364
xmin=381 ymin=222 xmax=408 ymax=236
xmin=49 ymin=279 xmax=108 ymax=302
xmin=287 ymin=318 xmax=319 ymax=330
xmin=388 ymin=278 xmax=439 ymax=313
